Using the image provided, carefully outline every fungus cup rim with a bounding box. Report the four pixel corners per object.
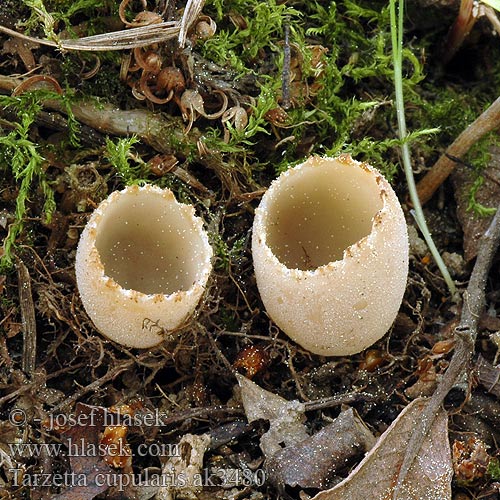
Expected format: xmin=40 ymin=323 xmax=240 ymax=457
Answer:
xmin=253 ymin=154 xmax=393 ymax=277
xmin=81 ymin=183 xmax=213 ymax=302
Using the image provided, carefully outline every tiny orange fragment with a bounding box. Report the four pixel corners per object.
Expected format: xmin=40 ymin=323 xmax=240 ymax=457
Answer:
xmin=234 ymin=345 xmax=270 ymax=379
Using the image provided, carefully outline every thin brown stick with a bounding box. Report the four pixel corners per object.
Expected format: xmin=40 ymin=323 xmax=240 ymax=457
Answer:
xmin=416 ymin=96 xmax=500 ymax=204
xmin=287 ymin=346 xmax=309 ymax=401
xmin=156 ymin=405 xmax=244 ymax=426
xmin=394 ymin=202 xmax=500 ymax=498
xmin=16 ymin=259 xmax=37 ymax=377
xmin=304 ymin=391 xmax=378 ymax=411
xmin=0 ymin=380 xmax=33 ymax=407
xmin=0 ymin=74 xmax=197 ymax=155
xmin=441 ymin=0 xmax=477 ymax=65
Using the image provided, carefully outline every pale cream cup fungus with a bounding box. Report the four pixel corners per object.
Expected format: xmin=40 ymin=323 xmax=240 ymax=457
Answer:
xmin=75 ymin=184 xmax=212 ymax=348
xmin=252 ymin=155 xmax=409 ymax=356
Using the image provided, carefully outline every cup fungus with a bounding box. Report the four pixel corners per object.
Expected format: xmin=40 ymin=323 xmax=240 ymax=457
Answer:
xmin=252 ymin=155 xmax=409 ymax=356
xmin=75 ymin=184 xmax=212 ymax=348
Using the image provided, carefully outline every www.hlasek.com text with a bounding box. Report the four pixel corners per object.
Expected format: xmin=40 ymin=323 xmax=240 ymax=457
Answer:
xmin=9 ymin=439 xmax=179 ymax=459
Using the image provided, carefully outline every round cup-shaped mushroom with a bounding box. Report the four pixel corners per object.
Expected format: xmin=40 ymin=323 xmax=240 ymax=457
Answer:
xmin=252 ymin=155 xmax=409 ymax=356
xmin=75 ymin=184 xmax=212 ymax=348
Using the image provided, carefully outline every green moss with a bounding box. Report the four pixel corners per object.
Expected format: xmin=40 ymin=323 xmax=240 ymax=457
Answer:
xmin=22 ymin=0 xmax=115 ymax=37
xmin=0 ymin=87 xmax=85 ymax=269
xmin=104 ymin=136 xmax=147 ymax=185
xmin=203 ymin=0 xmax=301 ymax=76
xmin=467 ymin=176 xmax=497 ymax=216
xmin=0 ymin=91 xmax=62 ymax=269
xmin=463 ymin=131 xmax=500 ymax=216
xmin=212 ymin=230 xmax=246 ymax=272
xmin=488 ymin=457 xmax=500 ymax=480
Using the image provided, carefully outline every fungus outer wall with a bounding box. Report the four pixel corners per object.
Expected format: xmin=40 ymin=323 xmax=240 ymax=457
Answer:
xmin=252 ymin=155 xmax=409 ymax=356
xmin=75 ymin=184 xmax=212 ymax=348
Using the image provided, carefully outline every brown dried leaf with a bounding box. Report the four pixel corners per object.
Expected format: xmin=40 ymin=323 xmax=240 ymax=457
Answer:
xmin=405 ymin=357 xmax=438 ymax=399
xmin=452 ymin=146 xmax=500 ymax=261
xmin=237 ymin=374 xmax=308 ymax=458
xmin=310 ymin=398 xmax=452 ymax=500
xmin=2 ymin=37 xmax=39 ymax=70
xmin=52 ymin=403 xmax=114 ymax=500
xmin=100 ymin=424 xmax=132 ymax=469
xmin=238 ymin=376 xmax=377 ymax=490
xmin=479 ymin=312 xmax=500 ymax=331
xmin=266 ymin=407 xmax=375 ymax=490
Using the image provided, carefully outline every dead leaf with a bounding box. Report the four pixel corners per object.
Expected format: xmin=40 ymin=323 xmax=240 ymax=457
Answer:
xmin=2 ymin=37 xmax=39 ymax=71
xmin=310 ymin=398 xmax=452 ymax=500
xmin=237 ymin=374 xmax=308 ymax=458
xmin=266 ymin=407 xmax=375 ymax=490
xmin=100 ymin=424 xmax=132 ymax=469
xmin=452 ymin=146 xmax=500 ymax=261
xmin=479 ymin=312 xmax=500 ymax=332
xmin=51 ymin=403 xmax=114 ymax=500
xmin=405 ymin=357 xmax=438 ymax=399
xmin=238 ymin=375 xmax=376 ymax=491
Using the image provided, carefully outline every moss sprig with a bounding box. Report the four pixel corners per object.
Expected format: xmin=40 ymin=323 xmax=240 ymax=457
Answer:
xmin=0 ymin=91 xmax=59 ymax=268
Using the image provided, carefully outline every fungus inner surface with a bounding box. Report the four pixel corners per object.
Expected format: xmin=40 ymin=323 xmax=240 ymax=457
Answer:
xmin=265 ymin=160 xmax=383 ymax=270
xmin=95 ymin=190 xmax=208 ymax=295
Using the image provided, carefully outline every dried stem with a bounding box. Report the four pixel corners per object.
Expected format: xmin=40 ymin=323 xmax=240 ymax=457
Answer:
xmin=483 ymin=5 xmax=500 ymax=37
xmin=0 ymin=21 xmax=180 ymax=51
xmin=303 ymin=392 xmax=378 ymax=411
xmin=0 ymin=74 xmax=197 ymax=155
xmin=16 ymin=259 xmax=37 ymax=377
xmin=178 ymin=0 xmax=205 ymax=47
xmin=441 ymin=0 xmax=477 ymax=65
xmin=394 ymin=201 xmax=500 ymax=498
xmin=416 ymin=95 xmax=500 ymax=204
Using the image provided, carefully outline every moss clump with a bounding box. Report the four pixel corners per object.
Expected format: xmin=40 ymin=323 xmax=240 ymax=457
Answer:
xmin=0 ymin=90 xmax=74 ymax=268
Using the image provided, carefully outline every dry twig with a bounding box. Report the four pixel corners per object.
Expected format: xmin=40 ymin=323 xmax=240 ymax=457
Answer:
xmin=0 ymin=74 xmax=197 ymax=154
xmin=416 ymin=96 xmax=500 ymax=204
xmin=16 ymin=259 xmax=37 ymax=377
xmin=441 ymin=0 xmax=477 ymax=65
xmin=394 ymin=200 xmax=500 ymax=498
xmin=50 ymin=358 xmax=136 ymax=413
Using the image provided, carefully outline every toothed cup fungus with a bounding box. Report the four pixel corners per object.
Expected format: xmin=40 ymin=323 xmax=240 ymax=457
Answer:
xmin=75 ymin=184 xmax=212 ymax=348
xmin=252 ymin=155 xmax=409 ymax=356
